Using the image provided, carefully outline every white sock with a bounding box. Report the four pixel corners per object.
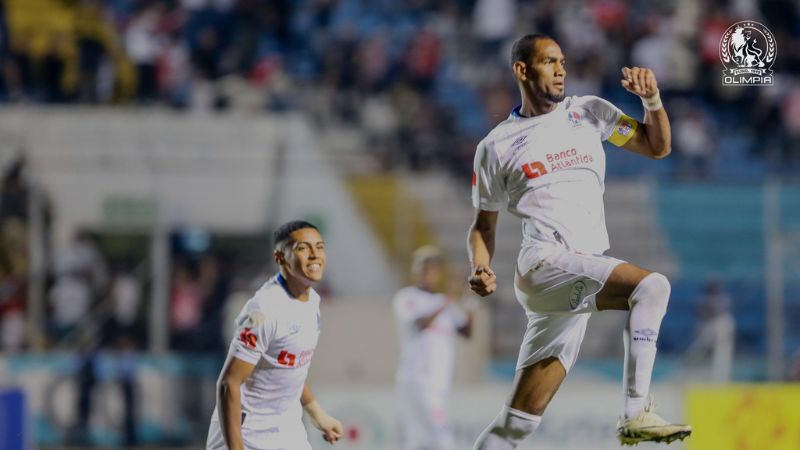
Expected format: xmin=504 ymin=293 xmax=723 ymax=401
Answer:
xmin=473 ymin=406 xmax=541 ymax=450
xmin=623 ymin=273 xmax=670 ymax=418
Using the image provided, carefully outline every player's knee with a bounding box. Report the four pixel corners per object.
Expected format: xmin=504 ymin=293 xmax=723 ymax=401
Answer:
xmin=630 ymin=272 xmax=670 ymax=314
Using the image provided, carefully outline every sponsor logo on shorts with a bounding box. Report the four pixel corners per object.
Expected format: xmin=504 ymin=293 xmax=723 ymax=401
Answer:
xmin=633 ymin=328 xmax=658 ymax=343
xmin=569 ymin=280 xmax=586 ymax=309
xmin=720 ymin=20 xmax=776 ymax=86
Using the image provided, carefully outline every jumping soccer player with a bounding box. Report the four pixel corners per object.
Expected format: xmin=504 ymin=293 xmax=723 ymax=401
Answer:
xmin=467 ymin=34 xmax=691 ymax=448
xmin=394 ymin=246 xmax=474 ymax=450
xmin=206 ymin=220 xmax=343 ymax=450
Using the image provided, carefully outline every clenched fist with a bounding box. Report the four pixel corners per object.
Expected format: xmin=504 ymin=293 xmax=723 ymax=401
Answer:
xmin=621 ymin=67 xmax=659 ymax=98
xmin=468 ymin=265 xmax=497 ymax=297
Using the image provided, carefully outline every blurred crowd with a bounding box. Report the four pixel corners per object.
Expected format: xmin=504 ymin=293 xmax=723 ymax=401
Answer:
xmin=0 ymin=153 xmax=269 ymax=356
xmin=0 ymin=0 xmax=799 ymax=178
xmin=0 ymin=155 xmax=32 ymax=352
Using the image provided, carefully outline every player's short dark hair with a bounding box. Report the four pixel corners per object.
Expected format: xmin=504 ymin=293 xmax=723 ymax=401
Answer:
xmin=510 ymin=33 xmax=556 ymax=67
xmin=273 ymin=220 xmax=319 ymax=249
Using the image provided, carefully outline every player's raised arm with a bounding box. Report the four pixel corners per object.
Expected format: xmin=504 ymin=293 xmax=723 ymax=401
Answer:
xmin=301 ymin=383 xmax=343 ymax=444
xmin=217 ymin=356 xmax=256 ymax=450
xmin=467 ymin=209 xmax=498 ymax=296
xmin=619 ymin=66 xmax=671 ymax=160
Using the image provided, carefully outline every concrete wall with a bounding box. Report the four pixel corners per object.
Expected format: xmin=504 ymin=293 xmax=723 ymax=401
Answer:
xmin=0 ymin=107 xmax=398 ymax=295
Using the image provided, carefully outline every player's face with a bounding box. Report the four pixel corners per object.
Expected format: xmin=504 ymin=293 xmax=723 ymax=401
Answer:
xmin=528 ymin=39 xmax=566 ymax=103
xmin=419 ymin=261 xmax=444 ymax=291
xmin=282 ymin=228 xmax=326 ymax=284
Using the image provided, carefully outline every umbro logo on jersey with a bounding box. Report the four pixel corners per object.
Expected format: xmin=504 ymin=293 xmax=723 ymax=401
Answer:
xmin=288 ymin=324 xmax=301 ymax=335
xmin=511 ymin=135 xmax=528 ymax=150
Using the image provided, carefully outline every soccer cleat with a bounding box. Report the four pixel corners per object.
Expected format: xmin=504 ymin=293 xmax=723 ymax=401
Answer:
xmin=616 ymin=403 xmax=692 ymax=446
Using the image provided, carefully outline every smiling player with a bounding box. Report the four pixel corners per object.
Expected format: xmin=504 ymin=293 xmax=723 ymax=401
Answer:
xmin=467 ymin=34 xmax=691 ymax=448
xmin=206 ymin=220 xmax=343 ymax=450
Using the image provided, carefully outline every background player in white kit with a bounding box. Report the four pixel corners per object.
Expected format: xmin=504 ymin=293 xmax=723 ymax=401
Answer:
xmin=206 ymin=220 xmax=343 ymax=450
xmin=394 ymin=246 xmax=475 ymax=450
xmin=467 ymin=34 xmax=692 ymax=448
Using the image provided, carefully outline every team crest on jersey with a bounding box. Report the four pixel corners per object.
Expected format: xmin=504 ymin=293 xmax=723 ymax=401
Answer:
xmin=567 ymin=110 xmax=583 ymax=127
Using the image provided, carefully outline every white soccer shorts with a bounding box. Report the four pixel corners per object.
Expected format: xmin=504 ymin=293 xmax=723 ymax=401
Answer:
xmin=206 ymin=410 xmax=311 ymax=450
xmin=513 ymin=244 xmax=625 ymax=372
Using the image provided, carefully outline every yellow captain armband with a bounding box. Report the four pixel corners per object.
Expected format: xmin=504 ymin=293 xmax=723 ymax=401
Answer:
xmin=607 ymin=114 xmax=639 ymax=146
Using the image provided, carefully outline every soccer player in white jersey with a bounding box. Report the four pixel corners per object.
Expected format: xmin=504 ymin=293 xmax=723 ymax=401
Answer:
xmin=467 ymin=34 xmax=692 ymax=448
xmin=394 ymin=246 xmax=474 ymax=450
xmin=206 ymin=220 xmax=343 ymax=450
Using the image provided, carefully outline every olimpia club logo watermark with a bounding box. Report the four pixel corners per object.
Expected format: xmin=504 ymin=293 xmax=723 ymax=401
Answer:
xmin=720 ymin=20 xmax=776 ymax=86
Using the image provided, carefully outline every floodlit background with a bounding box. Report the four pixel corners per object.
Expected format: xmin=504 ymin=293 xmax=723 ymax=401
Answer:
xmin=0 ymin=0 xmax=799 ymax=449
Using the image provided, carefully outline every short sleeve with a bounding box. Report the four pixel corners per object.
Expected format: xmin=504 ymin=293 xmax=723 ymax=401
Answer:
xmin=231 ymin=301 xmax=275 ymax=365
xmin=471 ymin=141 xmax=507 ymax=211
xmin=584 ymin=96 xmax=639 ymax=146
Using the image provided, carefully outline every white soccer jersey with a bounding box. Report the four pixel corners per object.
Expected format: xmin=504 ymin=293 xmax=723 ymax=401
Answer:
xmin=472 ymin=95 xmax=638 ymax=257
xmin=216 ymin=274 xmax=321 ymax=420
xmin=394 ymin=286 xmax=468 ymax=391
